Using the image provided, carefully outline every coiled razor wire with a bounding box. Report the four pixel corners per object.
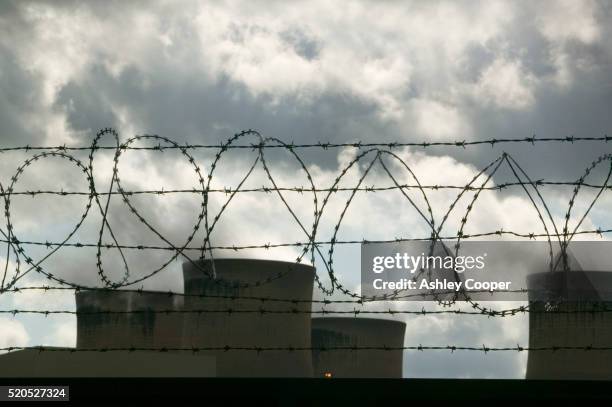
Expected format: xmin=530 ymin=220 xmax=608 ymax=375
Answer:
xmin=0 ymin=129 xmax=611 ymax=320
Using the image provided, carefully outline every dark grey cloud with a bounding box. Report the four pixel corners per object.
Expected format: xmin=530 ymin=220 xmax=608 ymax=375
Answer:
xmin=0 ymin=45 xmax=47 ymax=145
xmin=1 ymin=0 xmax=609 ymax=176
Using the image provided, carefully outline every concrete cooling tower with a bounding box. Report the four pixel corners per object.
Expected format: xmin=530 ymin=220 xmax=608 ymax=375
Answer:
xmin=526 ymin=270 xmax=612 ymax=380
xmin=311 ymin=317 xmax=406 ymax=378
xmin=76 ymin=290 xmax=184 ymax=349
xmin=182 ymin=258 xmax=315 ymax=377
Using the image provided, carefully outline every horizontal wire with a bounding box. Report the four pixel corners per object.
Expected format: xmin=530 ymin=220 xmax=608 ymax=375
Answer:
xmin=4 ymin=304 xmax=612 ymax=316
xmin=2 ymin=345 xmax=611 ymax=353
xmin=2 ymin=180 xmax=612 ymax=197
xmin=2 ymin=228 xmax=609 ymax=252
xmin=0 ymin=134 xmax=610 ymax=152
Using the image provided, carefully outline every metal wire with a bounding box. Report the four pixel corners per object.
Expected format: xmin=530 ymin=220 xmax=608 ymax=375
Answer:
xmin=2 ymin=345 xmax=611 ymax=353
xmin=0 ymin=128 xmax=610 ymax=322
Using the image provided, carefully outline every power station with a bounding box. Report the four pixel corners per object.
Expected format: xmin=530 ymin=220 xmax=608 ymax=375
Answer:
xmin=311 ymin=317 xmax=406 ymax=378
xmin=2 ymin=255 xmax=610 ymax=379
xmin=182 ymin=258 xmax=315 ymax=377
xmin=76 ymin=289 xmax=185 ymax=350
xmin=526 ymin=269 xmax=612 ymax=380
xmin=0 ymin=258 xmax=406 ymax=378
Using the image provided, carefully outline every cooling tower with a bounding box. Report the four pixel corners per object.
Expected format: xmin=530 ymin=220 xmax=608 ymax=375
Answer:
xmin=311 ymin=317 xmax=406 ymax=378
xmin=76 ymin=290 xmax=184 ymax=349
xmin=182 ymin=258 xmax=315 ymax=377
xmin=526 ymin=270 xmax=612 ymax=380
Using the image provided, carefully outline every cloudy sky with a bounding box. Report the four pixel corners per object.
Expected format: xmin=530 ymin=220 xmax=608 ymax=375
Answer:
xmin=0 ymin=0 xmax=611 ymax=378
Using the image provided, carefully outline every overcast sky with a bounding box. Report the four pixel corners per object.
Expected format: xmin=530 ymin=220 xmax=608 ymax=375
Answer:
xmin=0 ymin=0 xmax=611 ymax=378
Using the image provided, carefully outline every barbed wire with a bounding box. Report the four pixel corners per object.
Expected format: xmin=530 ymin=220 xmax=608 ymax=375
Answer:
xmin=2 ymin=345 xmax=612 ymax=354
xmin=1 ymin=285 xmax=529 ymax=305
xmin=5 ymin=302 xmax=612 ymax=317
xmin=0 ymin=128 xmax=610 ymax=320
xmin=2 ymin=179 xmax=612 ymax=197
xmin=0 ymin=227 xmax=609 ymax=253
xmin=5 ymin=286 xmax=612 ymax=317
xmin=0 ymin=134 xmax=610 ymax=152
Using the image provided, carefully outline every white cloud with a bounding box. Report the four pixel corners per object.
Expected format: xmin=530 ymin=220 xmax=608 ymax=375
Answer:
xmin=472 ymin=58 xmax=536 ymax=110
xmin=1 ymin=0 xmax=609 ymax=137
xmin=10 ymin=285 xmax=74 ymax=311
xmin=190 ymin=0 xmax=517 ymax=119
xmin=409 ymin=99 xmax=472 ymax=140
xmin=0 ymin=318 xmax=29 ymax=350
xmin=537 ymin=0 xmax=600 ymax=45
xmin=535 ymin=0 xmax=601 ymax=87
xmin=43 ymin=320 xmax=76 ymax=348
